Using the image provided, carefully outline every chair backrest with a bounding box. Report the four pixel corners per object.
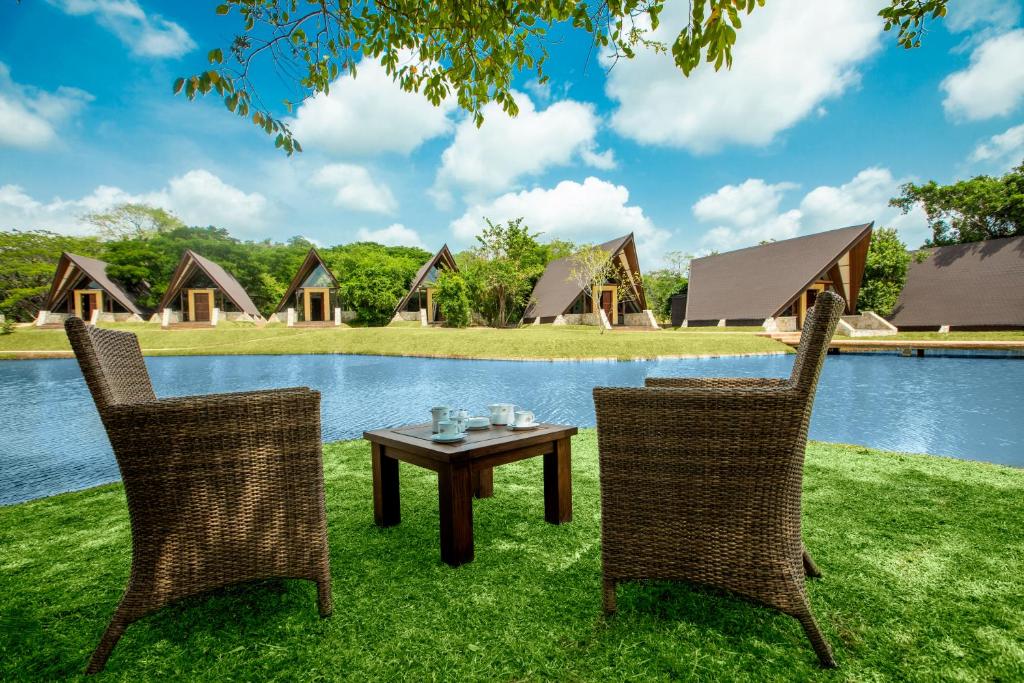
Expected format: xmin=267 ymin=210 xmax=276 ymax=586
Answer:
xmin=65 ymin=317 xmax=156 ymax=415
xmin=788 ymin=290 xmax=845 ymax=395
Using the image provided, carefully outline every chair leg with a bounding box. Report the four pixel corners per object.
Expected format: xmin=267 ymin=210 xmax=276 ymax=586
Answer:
xmin=794 ymin=609 xmax=837 ymax=668
xmin=802 ymin=546 xmax=822 ymax=578
xmin=602 ymin=578 xmax=617 ymax=614
xmin=85 ymin=605 xmax=134 ymax=674
xmin=317 ymin=576 xmax=333 ymax=618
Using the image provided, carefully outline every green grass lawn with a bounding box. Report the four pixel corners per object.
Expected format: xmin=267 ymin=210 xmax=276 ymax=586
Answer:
xmin=1 ymin=432 xmax=1021 ymax=681
xmin=0 ymin=323 xmax=786 ymax=360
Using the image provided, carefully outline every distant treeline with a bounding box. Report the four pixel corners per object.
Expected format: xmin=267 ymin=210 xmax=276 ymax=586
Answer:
xmin=0 ymin=212 xmax=690 ymax=326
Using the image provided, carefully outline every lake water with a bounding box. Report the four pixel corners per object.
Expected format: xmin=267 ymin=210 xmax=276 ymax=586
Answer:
xmin=1 ymin=353 xmax=1021 ymax=505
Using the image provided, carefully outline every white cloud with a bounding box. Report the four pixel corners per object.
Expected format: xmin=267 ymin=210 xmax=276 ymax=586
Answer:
xmin=289 ymin=58 xmax=454 ymax=156
xmin=603 ymin=0 xmax=882 ymax=152
xmin=694 ymin=167 xmax=929 ymax=251
xmin=451 ymin=177 xmax=671 ymax=266
xmin=160 ymin=170 xmax=268 ymax=233
xmin=693 ymin=179 xmax=798 ymax=229
xmin=0 ymin=63 xmax=92 ymax=149
xmin=0 ymin=170 xmax=269 ymax=236
xmin=311 ymin=163 xmax=397 ymax=214
xmin=49 ymin=0 xmax=195 ymax=58
xmin=969 ymin=123 xmax=1024 ymax=168
xmin=941 ymin=30 xmax=1024 ymax=121
xmin=356 ymin=223 xmax=425 ymax=248
xmin=945 ymin=0 xmax=1021 ymax=34
xmin=433 ymin=92 xmax=612 ymax=201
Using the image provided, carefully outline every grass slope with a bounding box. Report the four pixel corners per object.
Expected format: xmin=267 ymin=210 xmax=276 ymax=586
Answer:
xmin=0 ymin=324 xmax=785 ymax=360
xmin=1 ymin=433 xmax=1021 ymax=681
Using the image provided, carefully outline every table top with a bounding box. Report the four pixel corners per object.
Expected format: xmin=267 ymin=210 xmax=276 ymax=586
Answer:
xmin=363 ymin=422 xmax=578 ymax=463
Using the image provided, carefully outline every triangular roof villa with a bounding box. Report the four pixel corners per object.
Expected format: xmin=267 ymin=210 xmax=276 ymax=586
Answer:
xmin=685 ymin=223 xmax=873 ymax=328
xmin=522 ymin=233 xmax=653 ymax=328
xmin=157 ymin=250 xmax=263 ymax=326
xmin=392 ymin=244 xmax=459 ymax=325
xmin=42 ymin=252 xmax=149 ymax=324
xmin=888 ymin=235 xmax=1024 ymax=330
xmin=270 ymin=248 xmax=343 ymax=325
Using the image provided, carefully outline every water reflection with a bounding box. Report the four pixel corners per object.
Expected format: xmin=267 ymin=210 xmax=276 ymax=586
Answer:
xmin=1 ymin=353 xmax=1020 ymax=504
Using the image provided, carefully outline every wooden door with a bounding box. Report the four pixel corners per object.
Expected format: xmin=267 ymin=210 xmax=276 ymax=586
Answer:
xmin=192 ymin=291 xmax=211 ymax=322
xmin=600 ymin=290 xmax=613 ymax=321
xmin=309 ymin=292 xmax=324 ymax=321
xmin=80 ymin=292 xmax=98 ymax=320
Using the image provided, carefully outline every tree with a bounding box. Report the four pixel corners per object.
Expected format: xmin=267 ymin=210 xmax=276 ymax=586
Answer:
xmin=0 ymin=230 xmax=104 ymax=321
xmin=461 ymin=218 xmax=548 ymax=327
xmin=82 ymin=203 xmax=185 ymax=241
xmin=856 ymin=227 xmax=911 ymax=317
xmin=433 ymin=270 xmax=472 ymax=328
xmin=173 ymin=1 xmax=948 ymax=152
xmin=325 ymin=241 xmax=431 ymax=325
xmin=566 ymin=244 xmax=636 ymax=331
xmin=890 ymin=162 xmax=1024 ymax=247
xmin=643 ymin=250 xmax=691 ymax=321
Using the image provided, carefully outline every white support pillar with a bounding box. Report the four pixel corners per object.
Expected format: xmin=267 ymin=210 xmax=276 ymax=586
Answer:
xmin=334 ymin=307 xmax=342 ymax=326
xmin=419 ymin=308 xmax=428 ymax=327
xmin=286 ymin=307 xmax=296 ymax=327
xmin=161 ymin=308 xmax=172 ymax=328
xmin=717 ymin=319 xmax=726 ymax=327
xmin=211 ymin=307 xmax=220 ymax=327
xmin=35 ymin=310 xmax=49 ymax=327
xmin=642 ymin=309 xmax=659 ymax=329
xmin=938 ymin=324 xmax=950 ymax=334
xmin=89 ymin=308 xmax=100 ymax=326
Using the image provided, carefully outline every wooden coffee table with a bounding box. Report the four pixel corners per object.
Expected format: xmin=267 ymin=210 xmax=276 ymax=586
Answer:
xmin=363 ymin=422 xmax=578 ymax=567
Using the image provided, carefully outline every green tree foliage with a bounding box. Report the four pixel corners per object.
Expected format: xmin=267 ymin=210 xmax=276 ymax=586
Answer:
xmin=458 ymin=218 xmax=550 ymax=327
xmin=857 ymin=227 xmax=911 ymax=317
xmin=0 ymin=230 xmax=104 ymax=320
xmin=0 ymin=208 xmax=427 ymax=323
xmin=172 ymin=1 xmax=946 ymax=152
xmin=642 ymin=250 xmax=691 ymax=321
xmin=890 ymin=162 xmax=1024 ymax=246
xmin=324 ymin=242 xmax=431 ymax=326
xmin=82 ymin=203 xmax=186 ymax=240
xmin=433 ymin=270 xmax=472 ymax=328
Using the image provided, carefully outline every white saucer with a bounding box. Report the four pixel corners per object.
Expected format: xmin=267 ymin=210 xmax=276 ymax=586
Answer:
xmin=465 ymin=424 xmax=490 ymax=431
xmin=432 ymin=432 xmax=467 ymax=443
xmin=465 ymin=417 xmax=491 ymax=430
xmin=508 ymin=422 xmax=541 ymax=431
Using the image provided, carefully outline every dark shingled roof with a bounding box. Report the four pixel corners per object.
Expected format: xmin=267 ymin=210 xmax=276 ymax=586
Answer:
xmin=523 ymin=233 xmax=646 ymax=320
xmin=158 ymin=250 xmax=262 ymax=317
xmin=274 ymin=248 xmax=339 ymax=313
xmin=392 ymin=244 xmax=458 ymax=316
xmin=888 ymin=235 xmax=1024 ymax=328
xmin=45 ymin=252 xmax=147 ymax=315
xmin=685 ymin=223 xmax=873 ymax=322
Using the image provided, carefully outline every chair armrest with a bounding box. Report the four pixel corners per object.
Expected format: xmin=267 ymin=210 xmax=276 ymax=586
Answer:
xmin=644 ymin=377 xmax=790 ymax=390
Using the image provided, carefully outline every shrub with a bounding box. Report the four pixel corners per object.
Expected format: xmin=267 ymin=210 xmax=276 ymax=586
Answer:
xmin=434 ymin=271 xmax=472 ymax=328
xmin=1 ymin=317 xmax=13 ymax=335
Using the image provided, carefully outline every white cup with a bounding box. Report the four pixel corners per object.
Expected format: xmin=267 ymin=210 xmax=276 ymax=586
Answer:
xmin=431 ymin=406 xmax=450 ymax=433
xmin=514 ymin=410 xmax=535 ymax=427
xmin=438 ymin=419 xmax=459 ymax=436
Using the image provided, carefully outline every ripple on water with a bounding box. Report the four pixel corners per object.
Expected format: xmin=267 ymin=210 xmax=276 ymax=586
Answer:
xmin=1 ymin=353 xmax=1021 ymax=505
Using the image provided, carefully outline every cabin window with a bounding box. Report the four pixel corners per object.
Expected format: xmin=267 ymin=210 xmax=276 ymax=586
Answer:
xmin=302 ymin=264 xmax=334 ymax=288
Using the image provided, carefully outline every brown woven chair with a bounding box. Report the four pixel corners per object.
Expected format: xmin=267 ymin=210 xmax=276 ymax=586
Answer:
xmin=592 ymin=290 xmax=845 ymax=668
xmin=64 ymin=318 xmax=332 ymax=674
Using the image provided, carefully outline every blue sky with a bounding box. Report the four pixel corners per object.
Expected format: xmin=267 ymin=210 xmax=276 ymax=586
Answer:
xmin=2 ymin=1 xmax=1023 ymax=267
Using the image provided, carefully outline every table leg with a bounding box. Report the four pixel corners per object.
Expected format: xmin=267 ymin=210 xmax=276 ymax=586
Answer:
xmin=438 ymin=463 xmax=474 ymax=566
xmin=544 ymin=437 xmax=572 ymax=524
xmin=372 ymin=443 xmax=400 ymax=527
xmin=473 ymin=467 xmax=494 ymax=499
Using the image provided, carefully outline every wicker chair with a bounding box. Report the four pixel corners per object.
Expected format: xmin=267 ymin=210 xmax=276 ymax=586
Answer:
xmin=592 ymin=290 xmax=845 ymax=668
xmin=64 ymin=318 xmax=332 ymax=674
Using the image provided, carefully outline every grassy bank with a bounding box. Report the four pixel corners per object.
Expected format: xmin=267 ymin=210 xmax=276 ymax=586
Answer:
xmin=0 ymin=323 xmax=786 ymax=361
xmin=1 ymin=433 xmax=1021 ymax=681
